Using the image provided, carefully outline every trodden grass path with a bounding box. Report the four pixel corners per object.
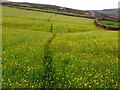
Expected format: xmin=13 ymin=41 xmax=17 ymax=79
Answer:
xmin=2 ymin=6 xmax=118 ymax=88
xmin=43 ymin=23 xmax=56 ymax=88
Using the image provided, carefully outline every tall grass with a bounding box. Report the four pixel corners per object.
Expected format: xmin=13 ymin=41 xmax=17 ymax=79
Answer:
xmin=2 ymin=6 xmax=118 ymax=88
xmin=50 ymin=31 xmax=118 ymax=88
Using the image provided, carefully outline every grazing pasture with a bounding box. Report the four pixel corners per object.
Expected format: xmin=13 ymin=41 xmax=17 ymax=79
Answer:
xmin=2 ymin=6 xmax=118 ymax=88
xmin=99 ymin=20 xmax=119 ymax=27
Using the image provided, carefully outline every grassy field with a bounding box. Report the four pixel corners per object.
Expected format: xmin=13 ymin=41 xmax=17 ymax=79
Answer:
xmin=99 ymin=20 xmax=119 ymax=27
xmin=2 ymin=6 xmax=118 ymax=88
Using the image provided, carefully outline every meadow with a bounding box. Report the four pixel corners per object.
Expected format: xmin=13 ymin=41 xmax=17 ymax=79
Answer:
xmin=99 ymin=20 xmax=119 ymax=27
xmin=2 ymin=6 xmax=118 ymax=88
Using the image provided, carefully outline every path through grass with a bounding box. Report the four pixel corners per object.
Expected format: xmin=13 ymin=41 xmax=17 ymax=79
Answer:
xmin=2 ymin=6 xmax=119 ymax=88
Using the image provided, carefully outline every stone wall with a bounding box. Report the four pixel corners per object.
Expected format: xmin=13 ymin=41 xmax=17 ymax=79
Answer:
xmin=2 ymin=2 xmax=84 ymax=15
xmin=2 ymin=3 xmax=95 ymax=19
xmin=95 ymin=18 xmax=120 ymax=30
xmin=2 ymin=2 xmax=119 ymax=31
xmin=95 ymin=13 xmax=119 ymax=22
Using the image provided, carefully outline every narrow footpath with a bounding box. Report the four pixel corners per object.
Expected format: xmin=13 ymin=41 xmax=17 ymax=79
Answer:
xmin=42 ymin=23 xmax=56 ymax=88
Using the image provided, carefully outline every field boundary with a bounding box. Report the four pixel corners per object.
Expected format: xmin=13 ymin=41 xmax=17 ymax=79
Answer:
xmin=2 ymin=2 xmax=119 ymax=31
xmin=95 ymin=18 xmax=120 ymax=30
xmin=95 ymin=13 xmax=119 ymax=22
xmin=2 ymin=3 xmax=95 ymax=19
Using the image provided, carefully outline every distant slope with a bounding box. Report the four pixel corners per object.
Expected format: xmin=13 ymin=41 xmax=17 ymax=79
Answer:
xmin=95 ymin=8 xmax=119 ymax=17
xmin=2 ymin=2 xmax=97 ymax=19
xmin=0 ymin=0 xmax=9 ymax=4
xmin=1 ymin=2 xmax=85 ymax=15
xmin=0 ymin=0 xmax=9 ymax=2
xmin=2 ymin=1 xmax=118 ymax=19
